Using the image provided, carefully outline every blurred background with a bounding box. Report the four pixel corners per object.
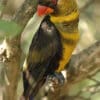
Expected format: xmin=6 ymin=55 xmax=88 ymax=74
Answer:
xmin=0 ymin=0 xmax=100 ymax=100
xmin=77 ymin=0 xmax=99 ymax=51
xmin=67 ymin=1 xmax=100 ymax=100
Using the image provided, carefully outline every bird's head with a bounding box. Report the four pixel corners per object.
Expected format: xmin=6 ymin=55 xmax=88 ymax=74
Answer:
xmin=37 ymin=0 xmax=58 ymax=16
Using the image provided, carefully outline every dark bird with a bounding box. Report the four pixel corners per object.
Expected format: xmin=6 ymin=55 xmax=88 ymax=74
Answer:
xmin=22 ymin=0 xmax=63 ymax=99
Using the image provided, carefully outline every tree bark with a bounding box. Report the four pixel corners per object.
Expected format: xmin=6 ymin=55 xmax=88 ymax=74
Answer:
xmin=0 ymin=0 xmax=38 ymax=100
xmin=47 ymin=41 xmax=100 ymax=100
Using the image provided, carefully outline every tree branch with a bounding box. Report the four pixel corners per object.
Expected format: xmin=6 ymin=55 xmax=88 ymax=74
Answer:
xmin=13 ymin=0 xmax=38 ymax=33
xmin=47 ymin=41 xmax=100 ymax=100
xmin=0 ymin=0 xmax=38 ymax=100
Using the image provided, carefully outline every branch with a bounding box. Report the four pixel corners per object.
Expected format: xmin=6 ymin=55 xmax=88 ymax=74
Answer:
xmin=47 ymin=41 xmax=100 ymax=100
xmin=0 ymin=0 xmax=38 ymax=100
xmin=13 ymin=0 xmax=38 ymax=32
xmin=67 ymin=41 xmax=100 ymax=81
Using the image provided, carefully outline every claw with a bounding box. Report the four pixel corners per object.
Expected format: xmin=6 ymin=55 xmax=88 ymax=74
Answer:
xmin=47 ymin=72 xmax=65 ymax=89
xmin=46 ymin=72 xmax=65 ymax=92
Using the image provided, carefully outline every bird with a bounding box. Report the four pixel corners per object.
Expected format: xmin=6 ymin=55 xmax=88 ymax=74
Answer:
xmin=50 ymin=0 xmax=80 ymax=72
xmin=36 ymin=0 xmax=80 ymax=73
xmin=22 ymin=0 xmax=63 ymax=99
xmin=22 ymin=0 xmax=80 ymax=99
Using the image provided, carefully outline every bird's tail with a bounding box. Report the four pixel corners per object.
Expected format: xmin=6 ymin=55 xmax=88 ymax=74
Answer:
xmin=24 ymin=68 xmax=47 ymax=100
xmin=28 ymin=77 xmax=46 ymax=99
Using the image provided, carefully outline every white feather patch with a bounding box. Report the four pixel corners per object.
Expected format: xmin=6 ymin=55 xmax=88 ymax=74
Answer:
xmin=21 ymin=13 xmax=45 ymax=55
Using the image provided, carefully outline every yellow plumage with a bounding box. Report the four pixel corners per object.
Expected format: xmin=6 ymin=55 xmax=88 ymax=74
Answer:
xmin=50 ymin=0 xmax=80 ymax=72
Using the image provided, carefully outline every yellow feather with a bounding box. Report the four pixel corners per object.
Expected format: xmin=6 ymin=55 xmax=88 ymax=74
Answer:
xmin=56 ymin=32 xmax=80 ymax=72
xmin=50 ymin=11 xmax=79 ymax=23
xmin=50 ymin=0 xmax=80 ymax=72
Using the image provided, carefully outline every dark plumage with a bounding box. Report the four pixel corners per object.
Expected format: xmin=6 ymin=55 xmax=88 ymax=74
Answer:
xmin=38 ymin=0 xmax=58 ymax=9
xmin=23 ymin=15 xmax=62 ymax=99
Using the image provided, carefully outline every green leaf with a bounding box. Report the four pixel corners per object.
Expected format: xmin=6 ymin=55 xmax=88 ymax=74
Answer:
xmin=0 ymin=20 xmax=22 ymax=38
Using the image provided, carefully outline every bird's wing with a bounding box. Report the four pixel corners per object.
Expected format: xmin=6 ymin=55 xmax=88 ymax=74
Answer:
xmin=23 ymin=17 xmax=62 ymax=98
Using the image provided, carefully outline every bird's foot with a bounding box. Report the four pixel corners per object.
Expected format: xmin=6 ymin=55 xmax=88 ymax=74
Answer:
xmin=46 ymin=72 xmax=65 ymax=91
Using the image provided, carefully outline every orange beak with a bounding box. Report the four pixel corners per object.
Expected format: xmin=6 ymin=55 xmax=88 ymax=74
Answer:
xmin=37 ymin=5 xmax=54 ymax=16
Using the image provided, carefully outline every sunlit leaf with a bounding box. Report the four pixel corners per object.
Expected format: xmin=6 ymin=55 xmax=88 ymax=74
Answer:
xmin=0 ymin=20 xmax=21 ymax=38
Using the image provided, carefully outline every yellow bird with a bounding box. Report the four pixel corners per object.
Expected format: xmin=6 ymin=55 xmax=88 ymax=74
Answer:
xmin=50 ymin=0 xmax=80 ymax=72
